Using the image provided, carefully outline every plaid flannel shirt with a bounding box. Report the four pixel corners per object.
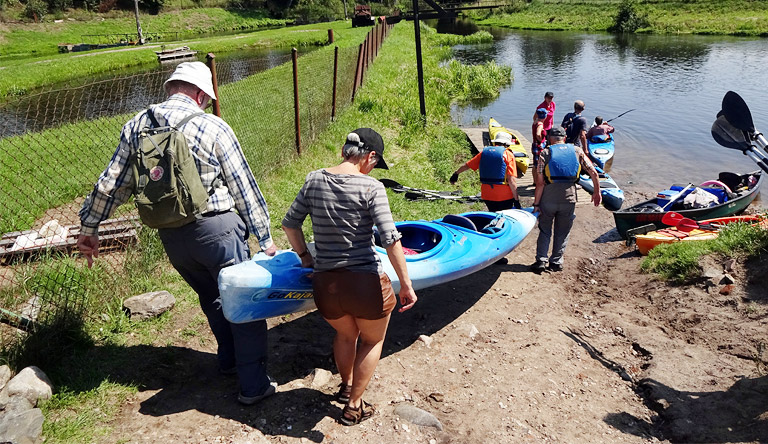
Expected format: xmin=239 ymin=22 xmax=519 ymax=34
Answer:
xmin=79 ymin=94 xmax=274 ymax=250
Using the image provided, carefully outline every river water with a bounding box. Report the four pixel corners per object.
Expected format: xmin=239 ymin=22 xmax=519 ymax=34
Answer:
xmin=441 ymin=20 xmax=768 ymax=206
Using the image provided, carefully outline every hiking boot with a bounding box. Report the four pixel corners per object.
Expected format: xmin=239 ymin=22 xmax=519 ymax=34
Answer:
xmin=238 ymin=383 xmax=276 ymax=405
xmin=547 ymin=263 xmax=563 ymax=272
xmin=530 ymin=260 xmax=547 ymax=273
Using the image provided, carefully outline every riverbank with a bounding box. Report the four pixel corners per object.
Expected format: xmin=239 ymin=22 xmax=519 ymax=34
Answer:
xmin=471 ymin=0 xmax=768 ymax=36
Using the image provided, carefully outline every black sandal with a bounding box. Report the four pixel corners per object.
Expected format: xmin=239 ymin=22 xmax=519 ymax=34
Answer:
xmin=340 ymin=400 xmax=376 ymax=426
xmin=336 ymin=383 xmax=352 ymax=404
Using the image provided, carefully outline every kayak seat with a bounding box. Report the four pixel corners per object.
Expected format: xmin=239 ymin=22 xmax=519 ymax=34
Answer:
xmin=480 ymin=215 xmax=505 ymax=235
xmin=442 ymin=214 xmax=477 ymax=231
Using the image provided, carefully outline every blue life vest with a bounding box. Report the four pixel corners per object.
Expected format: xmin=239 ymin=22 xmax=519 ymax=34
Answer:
xmin=544 ymin=143 xmax=581 ymax=184
xmin=479 ymin=146 xmax=508 ymax=185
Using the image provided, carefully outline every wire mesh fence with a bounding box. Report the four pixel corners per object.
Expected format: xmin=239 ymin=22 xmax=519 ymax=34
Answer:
xmin=0 ymin=21 xmax=392 ymax=369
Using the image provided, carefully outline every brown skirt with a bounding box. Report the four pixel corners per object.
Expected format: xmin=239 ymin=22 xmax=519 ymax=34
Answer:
xmin=312 ymin=268 xmax=396 ymax=320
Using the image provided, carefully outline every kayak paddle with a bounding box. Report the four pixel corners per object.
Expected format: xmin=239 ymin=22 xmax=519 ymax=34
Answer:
xmin=660 ymin=183 xmax=693 ymax=211
xmin=404 ymin=191 xmax=481 ymax=202
xmin=379 ymin=178 xmax=460 ymax=196
xmin=605 ymin=109 xmax=636 ymax=124
xmin=711 ymin=91 xmax=768 ymax=174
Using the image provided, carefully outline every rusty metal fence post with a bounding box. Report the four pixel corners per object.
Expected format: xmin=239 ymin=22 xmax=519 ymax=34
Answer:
xmin=352 ymin=43 xmax=363 ymax=102
xmin=206 ymin=53 xmax=222 ymax=117
xmin=328 ymin=29 xmax=334 ymax=44
xmin=332 ymin=46 xmax=339 ymax=120
xmin=291 ymin=47 xmax=301 ymax=155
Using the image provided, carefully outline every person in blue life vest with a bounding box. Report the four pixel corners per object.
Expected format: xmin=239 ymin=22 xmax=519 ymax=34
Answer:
xmin=449 ymin=131 xmax=521 ymax=212
xmin=531 ymin=126 xmax=601 ymax=273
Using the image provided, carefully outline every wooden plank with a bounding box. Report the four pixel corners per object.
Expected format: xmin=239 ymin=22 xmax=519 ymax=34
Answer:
xmin=0 ymin=217 xmax=140 ymax=264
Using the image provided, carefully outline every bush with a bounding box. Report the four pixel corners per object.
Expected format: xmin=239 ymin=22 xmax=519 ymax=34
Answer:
xmin=24 ymin=0 xmax=47 ymax=20
xmin=289 ymin=0 xmax=344 ymax=23
xmin=609 ymin=0 xmax=648 ymax=33
xmin=47 ymin=0 xmax=72 ymax=12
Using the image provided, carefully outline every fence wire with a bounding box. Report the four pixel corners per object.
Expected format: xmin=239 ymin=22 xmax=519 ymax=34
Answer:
xmin=0 ymin=24 xmax=390 ymax=368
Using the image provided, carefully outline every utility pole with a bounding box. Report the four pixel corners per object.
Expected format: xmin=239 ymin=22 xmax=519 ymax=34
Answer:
xmin=134 ymin=0 xmax=145 ymax=45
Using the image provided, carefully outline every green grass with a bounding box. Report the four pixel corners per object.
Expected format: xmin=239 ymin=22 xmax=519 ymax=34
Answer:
xmin=470 ymin=0 xmax=768 ymax=36
xmin=641 ymin=219 xmax=768 ymax=282
xmin=0 ymin=20 xmax=368 ymax=99
xmin=3 ymin=21 xmax=510 ymax=442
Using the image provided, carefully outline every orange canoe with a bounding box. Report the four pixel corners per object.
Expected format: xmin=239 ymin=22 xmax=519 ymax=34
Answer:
xmin=635 ymin=215 xmax=766 ymax=255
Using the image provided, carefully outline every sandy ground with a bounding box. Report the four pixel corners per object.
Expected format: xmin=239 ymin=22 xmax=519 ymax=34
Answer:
xmin=85 ymin=184 xmax=767 ymax=444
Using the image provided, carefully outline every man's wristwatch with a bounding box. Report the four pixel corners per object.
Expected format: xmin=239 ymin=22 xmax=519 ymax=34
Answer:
xmin=297 ymin=249 xmax=311 ymax=258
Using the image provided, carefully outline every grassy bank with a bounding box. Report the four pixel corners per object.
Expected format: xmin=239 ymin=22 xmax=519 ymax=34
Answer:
xmin=0 ymin=8 xmax=287 ymax=59
xmin=471 ymin=0 xmax=768 ymax=36
xmin=0 ymin=20 xmax=368 ymax=99
xmin=641 ymin=220 xmax=768 ymax=282
xmin=0 ymin=23 xmax=511 ymax=442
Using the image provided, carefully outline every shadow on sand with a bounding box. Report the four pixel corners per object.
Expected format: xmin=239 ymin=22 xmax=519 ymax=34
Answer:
xmin=61 ymin=263 xmax=507 ymax=441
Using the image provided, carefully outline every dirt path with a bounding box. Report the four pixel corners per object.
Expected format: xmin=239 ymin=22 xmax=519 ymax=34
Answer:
xmin=93 ymin=189 xmax=767 ymax=444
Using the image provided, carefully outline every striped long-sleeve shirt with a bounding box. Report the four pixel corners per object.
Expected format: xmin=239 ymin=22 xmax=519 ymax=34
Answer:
xmin=79 ymin=94 xmax=273 ymax=249
xmin=282 ymin=169 xmax=401 ymax=274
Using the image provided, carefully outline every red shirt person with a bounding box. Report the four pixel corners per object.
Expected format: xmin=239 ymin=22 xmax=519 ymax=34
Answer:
xmin=534 ymin=91 xmax=556 ymax=133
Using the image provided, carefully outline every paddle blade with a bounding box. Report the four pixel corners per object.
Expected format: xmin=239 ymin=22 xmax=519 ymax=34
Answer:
xmin=676 ymin=218 xmax=699 ymax=233
xmin=711 ymin=114 xmax=751 ymax=150
xmin=379 ymin=178 xmax=404 ymax=190
xmin=722 ymin=91 xmax=755 ymax=132
xmin=661 ymin=211 xmax=685 ymax=226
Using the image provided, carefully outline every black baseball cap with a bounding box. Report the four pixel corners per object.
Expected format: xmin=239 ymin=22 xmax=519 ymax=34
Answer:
xmin=344 ymin=128 xmax=388 ymax=169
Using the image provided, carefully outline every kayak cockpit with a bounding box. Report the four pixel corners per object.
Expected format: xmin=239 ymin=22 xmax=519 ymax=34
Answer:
xmin=374 ymin=222 xmax=447 ymax=259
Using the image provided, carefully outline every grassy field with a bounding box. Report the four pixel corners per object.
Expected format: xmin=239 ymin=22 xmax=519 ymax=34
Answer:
xmin=0 ymin=20 xmax=368 ymax=99
xmin=471 ymin=0 xmax=768 ymax=36
xmin=0 ymin=23 xmax=510 ymax=442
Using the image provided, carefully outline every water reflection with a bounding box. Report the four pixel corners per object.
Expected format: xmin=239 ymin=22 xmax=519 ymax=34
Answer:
xmin=446 ymin=23 xmax=768 ymax=207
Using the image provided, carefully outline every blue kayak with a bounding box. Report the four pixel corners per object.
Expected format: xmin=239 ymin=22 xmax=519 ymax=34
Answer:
xmin=219 ymin=209 xmax=537 ymax=323
xmin=578 ymin=165 xmax=624 ymax=211
xmin=587 ymin=134 xmax=615 ymax=170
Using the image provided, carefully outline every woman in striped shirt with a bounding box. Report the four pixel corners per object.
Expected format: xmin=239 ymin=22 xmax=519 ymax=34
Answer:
xmin=282 ymin=128 xmax=417 ymax=426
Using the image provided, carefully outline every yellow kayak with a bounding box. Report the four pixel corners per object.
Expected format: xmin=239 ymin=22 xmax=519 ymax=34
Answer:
xmin=488 ymin=118 xmax=529 ymax=178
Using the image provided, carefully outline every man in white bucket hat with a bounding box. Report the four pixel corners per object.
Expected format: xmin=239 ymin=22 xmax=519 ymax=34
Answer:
xmin=78 ymin=61 xmax=279 ymax=405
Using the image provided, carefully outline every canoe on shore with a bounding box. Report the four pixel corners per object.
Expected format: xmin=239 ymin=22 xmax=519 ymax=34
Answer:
xmin=613 ymin=170 xmax=763 ymax=239
xmin=634 ymin=215 xmax=766 ymax=255
xmin=578 ymin=165 xmax=624 ymax=211
xmin=220 ymin=209 xmax=537 ymax=323
xmin=488 ymin=117 xmax=530 ymax=177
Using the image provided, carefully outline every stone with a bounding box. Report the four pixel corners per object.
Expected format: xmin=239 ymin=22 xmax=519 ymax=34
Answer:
xmin=723 ymin=258 xmax=736 ymax=272
xmin=394 ymin=404 xmax=443 ymax=430
xmin=0 ymin=365 xmax=11 ymax=391
xmin=719 ymin=284 xmax=734 ymax=295
xmin=19 ymin=296 xmax=41 ymax=322
xmin=0 ymin=393 xmax=34 ymax=415
xmin=467 ymin=324 xmax=479 ymax=339
xmin=701 ymin=265 xmax=720 ymax=280
xmin=720 ymin=274 xmax=735 ymax=285
xmin=5 ymin=366 xmax=52 ymax=406
xmin=309 ymin=368 xmax=331 ymax=388
xmin=0 ymin=407 xmax=44 ymax=444
xmin=417 ymin=335 xmax=433 ymax=348
xmin=123 ymin=291 xmax=175 ymax=320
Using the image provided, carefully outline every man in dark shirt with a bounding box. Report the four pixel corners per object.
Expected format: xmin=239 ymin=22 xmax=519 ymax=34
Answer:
xmin=561 ymin=100 xmax=589 ymax=154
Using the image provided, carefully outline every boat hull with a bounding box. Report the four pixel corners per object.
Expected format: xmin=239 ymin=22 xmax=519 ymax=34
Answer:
xmin=587 ymin=137 xmax=615 ymax=170
xmin=219 ymin=210 xmax=537 ymax=323
xmin=488 ymin=118 xmax=530 ymax=177
xmin=635 ymin=215 xmax=765 ymax=255
xmin=578 ymin=168 xmax=624 ymax=211
xmin=613 ymin=171 xmax=763 ymax=239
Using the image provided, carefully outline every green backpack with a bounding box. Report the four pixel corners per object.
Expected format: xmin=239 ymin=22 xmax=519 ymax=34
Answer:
xmin=130 ymin=110 xmax=210 ymax=229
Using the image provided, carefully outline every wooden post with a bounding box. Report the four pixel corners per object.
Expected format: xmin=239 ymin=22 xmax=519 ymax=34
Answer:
xmin=352 ymin=43 xmax=363 ymax=102
xmin=292 ymin=48 xmax=301 ymax=154
xmin=206 ymin=53 xmax=221 ymax=117
xmin=361 ymin=37 xmax=368 ymax=85
xmin=332 ymin=46 xmax=339 ymax=120
xmin=328 ymin=29 xmax=334 ymax=44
